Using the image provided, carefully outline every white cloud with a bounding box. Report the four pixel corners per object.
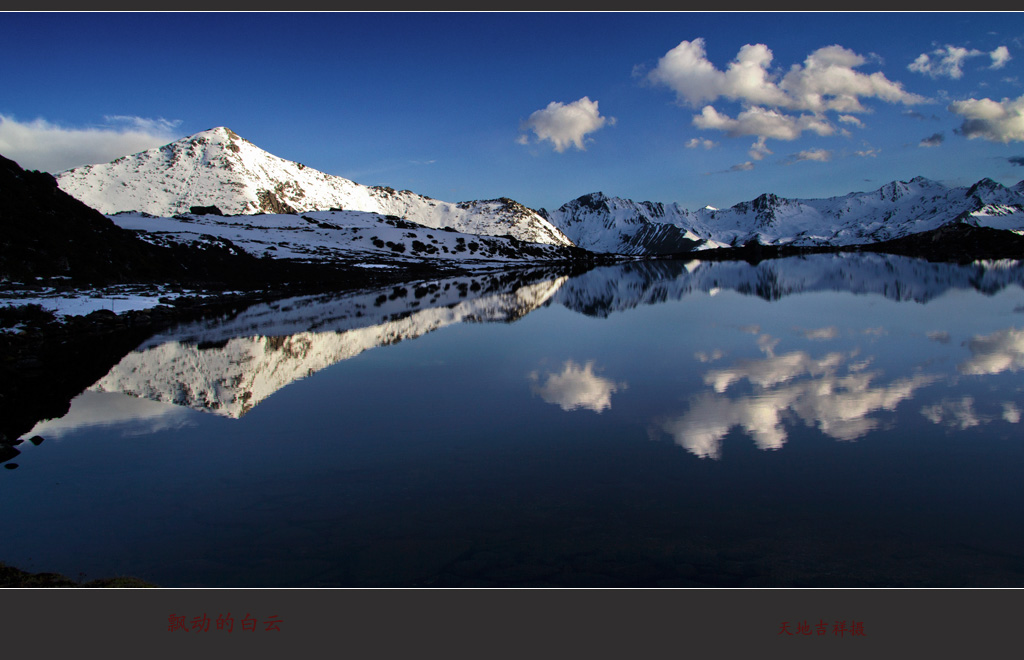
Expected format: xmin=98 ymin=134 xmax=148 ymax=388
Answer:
xmin=1003 ymin=402 xmax=1021 ymax=423
xmin=686 ymin=137 xmax=717 ymax=149
xmin=519 ymin=97 xmax=614 ymax=153
xmin=949 ymin=95 xmax=1024 ymax=143
xmin=529 ymin=360 xmax=626 ymax=413
xmin=990 ymin=46 xmax=1011 ymax=69
xmin=693 ymin=105 xmax=835 ymax=141
xmin=790 ymin=148 xmax=833 ymax=163
xmin=0 ymin=114 xmax=182 ymax=173
xmin=779 ymin=44 xmax=929 ymax=113
xmin=909 ymin=45 xmax=984 ymax=79
xmin=855 ymin=147 xmax=880 ymax=157
xmin=729 ymin=161 xmax=755 ymax=172
xmin=748 ymin=136 xmax=772 ymax=160
xmin=649 ymin=39 xmax=924 ymax=113
xmin=919 ymin=132 xmax=945 ymax=147
xmin=648 ymin=39 xmax=927 ymax=149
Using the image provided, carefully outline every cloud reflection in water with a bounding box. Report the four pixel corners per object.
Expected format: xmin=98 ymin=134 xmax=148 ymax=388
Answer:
xmin=530 ymin=360 xmax=626 ymax=413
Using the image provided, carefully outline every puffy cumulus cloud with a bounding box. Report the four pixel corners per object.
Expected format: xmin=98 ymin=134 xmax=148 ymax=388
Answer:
xmin=779 ymin=44 xmax=929 ymax=113
xmin=649 ymin=38 xmax=925 ymax=113
xmin=958 ymin=327 xmax=1024 ymax=375
xmin=686 ymin=137 xmax=718 ymax=149
xmin=990 ymin=46 xmax=1011 ymax=69
xmin=789 ymin=148 xmax=833 ymax=163
xmin=648 ymin=39 xmax=927 ymax=149
xmin=0 ymin=114 xmax=182 ymax=173
xmin=519 ymin=97 xmax=614 ymax=153
xmin=1003 ymin=402 xmax=1021 ymax=424
xmin=949 ymin=95 xmax=1024 ymax=143
xmin=693 ymin=105 xmax=835 ymax=141
xmin=529 ymin=360 xmax=626 ymax=413
xmin=909 ymin=45 xmax=985 ymax=79
xmin=919 ymin=132 xmax=945 ymax=147
xmin=648 ymin=39 xmax=791 ymax=108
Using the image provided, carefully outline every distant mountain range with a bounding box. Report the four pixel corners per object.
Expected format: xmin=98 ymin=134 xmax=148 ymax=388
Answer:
xmin=51 ymin=127 xmax=1024 ymax=260
xmin=540 ymin=178 xmax=1024 ymax=255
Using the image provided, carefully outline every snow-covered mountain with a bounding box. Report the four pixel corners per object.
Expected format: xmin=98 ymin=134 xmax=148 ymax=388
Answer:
xmin=108 ymin=208 xmax=584 ymax=267
xmin=542 ymin=177 xmax=1024 ymax=254
xmin=52 ymin=126 xmax=1024 ymax=259
xmin=56 ymin=127 xmax=573 ymax=247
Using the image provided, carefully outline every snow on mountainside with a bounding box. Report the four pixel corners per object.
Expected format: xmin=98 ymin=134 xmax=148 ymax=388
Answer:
xmin=56 ymin=127 xmax=573 ymax=247
xmin=543 ymin=177 xmax=1024 ymax=254
xmin=109 ymin=209 xmax=582 ymax=267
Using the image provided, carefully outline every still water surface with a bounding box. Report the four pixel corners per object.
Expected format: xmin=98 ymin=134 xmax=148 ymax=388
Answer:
xmin=5 ymin=254 xmax=1024 ymax=586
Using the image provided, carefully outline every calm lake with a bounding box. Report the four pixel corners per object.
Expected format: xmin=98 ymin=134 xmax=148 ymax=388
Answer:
xmin=5 ymin=252 xmax=1024 ymax=587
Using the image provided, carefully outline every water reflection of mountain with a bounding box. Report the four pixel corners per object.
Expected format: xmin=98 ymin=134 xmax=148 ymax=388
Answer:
xmin=554 ymin=254 xmax=1024 ymax=316
xmin=91 ymin=269 xmax=568 ymax=418
xmin=38 ymin=253 xmax=1024 ymax=430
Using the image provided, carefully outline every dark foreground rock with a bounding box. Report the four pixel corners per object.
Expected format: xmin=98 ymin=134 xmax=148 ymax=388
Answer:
xmin=0 ymin=561 xmax=156 ymax=588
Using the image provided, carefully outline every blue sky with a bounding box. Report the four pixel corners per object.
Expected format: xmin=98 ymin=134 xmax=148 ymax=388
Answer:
xmin=1 ymin=12 xmax=1023 ymax=211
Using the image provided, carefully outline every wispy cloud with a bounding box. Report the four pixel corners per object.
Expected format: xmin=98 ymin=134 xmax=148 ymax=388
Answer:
xmin=787 ymin=148 xmax=833 ymax=163
xmin=910 ymin=44 xmax=1012 ymax=79
xmin=0 ymin=114 xmax=182 ymax=173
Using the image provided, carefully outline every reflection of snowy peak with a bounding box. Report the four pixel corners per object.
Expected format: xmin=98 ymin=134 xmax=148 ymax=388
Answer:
xmin=544 ymin=177 xmax=1024 ymax=254
xmin=91 ymin=271 xmax=567 ymax=417
xmin=56 ymin=127 xmax=572 ymax=247
xmin=554 ymin=254 xmax=1024 ymax=316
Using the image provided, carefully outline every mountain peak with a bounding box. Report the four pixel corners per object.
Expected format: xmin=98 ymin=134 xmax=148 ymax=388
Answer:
xmin=54 ymin=129 xmax=573 ymax=246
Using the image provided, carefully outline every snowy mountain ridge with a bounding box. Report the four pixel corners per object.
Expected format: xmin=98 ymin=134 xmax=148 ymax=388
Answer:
xmin=53 ymin=126 xmax=1024 ymax=259
xmin=56 ymin=127 xmax=573 ymax=247
xmin=542 ymin=176 xmax=1024 ymax=255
